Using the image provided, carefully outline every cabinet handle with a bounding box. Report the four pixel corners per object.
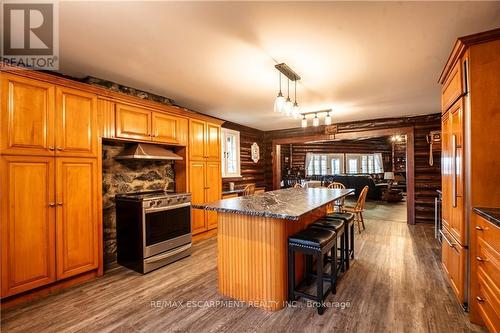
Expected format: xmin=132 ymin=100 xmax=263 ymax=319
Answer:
xmin=48 ymin=203 xmax=56 ymax=207
xmin=57 ymin=202 xmax=63 ymax=206
xmin=475 ymin=226 xmax=483 ymax=231
xmin=48 ymin=146 xmax=55 ymax=151
xmin=476 ymin=296 xmax=484 ymax=303
xmin=56 ymin=147 xmax=63 ymax=151
xmin=452 ymin=134 xmax=457 ymax=208
xmin=440 ymin=230 xmax=455 ymax=248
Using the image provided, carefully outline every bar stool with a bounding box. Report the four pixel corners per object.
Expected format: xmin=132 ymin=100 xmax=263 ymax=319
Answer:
xmin=310 ymin=218 xmax=346 ymax=273
xmin=324 ymin=212 xmax=355 ymax=270
xmin=288 ymin=227 xmax=337 ymax=315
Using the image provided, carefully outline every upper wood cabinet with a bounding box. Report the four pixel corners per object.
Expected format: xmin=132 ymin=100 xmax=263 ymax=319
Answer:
xmin=152 ymin=112 xmax=187 ymax=145
xmin=55 ymin=87 xmax=98 ymax=157
xmin=1 ymin=74 xmax=55 ymax=156
xmin=56 ymin=158 xmax=99 ymax=279
xmin=1 ymin=155 xmax=56 ymax=297
xmin=1 ymin=74 xmax=98 ymax=158
xmin=441 ymin=60 xmax=465 ymax=113
xmin=115 ymin=103 xmax=152 ymax=141
xmin=115 ymin=103 xmax=188 ymax=145
xmin=189 ymin=119 xmax=221 ymax=161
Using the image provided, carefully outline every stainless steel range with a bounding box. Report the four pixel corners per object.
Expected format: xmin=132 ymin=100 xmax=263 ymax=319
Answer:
xmin=115 ymin=190 xmax=192 ymax=274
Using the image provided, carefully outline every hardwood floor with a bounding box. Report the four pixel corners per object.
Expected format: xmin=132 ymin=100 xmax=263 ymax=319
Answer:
xmin=1 ymin=202 xmax=483 ymax=332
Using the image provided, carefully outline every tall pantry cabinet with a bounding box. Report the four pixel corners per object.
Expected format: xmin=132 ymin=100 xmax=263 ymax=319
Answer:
xmin=439 ymin=29 xmax=500 ymax=332
xmin=0 ymin=73 xmax=101 ymax=298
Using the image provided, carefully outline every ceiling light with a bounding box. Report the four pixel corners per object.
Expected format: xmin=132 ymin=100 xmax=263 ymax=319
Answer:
xmin=284 ymin=79 xmax=293 ymax=116
xmin=301 ymin=115 xmax=307 ymax=128
xmin=313 ymin=114 xmax=319 ymax=127
xmin=273 ymin=73 xmax=285 ymax=113
xmin=325 ymin=111 xmax=332 ymax=125
xmin=292 ymin=80 xmax=300 ymax=118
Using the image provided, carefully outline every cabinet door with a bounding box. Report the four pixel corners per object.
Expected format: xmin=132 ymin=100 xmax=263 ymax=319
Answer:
xmin=152 ymin=112 xmax=180 ymax=144
xmin=1 ymin=74 xmax=55 ymax=156
xmin=450 ymin=99 xmax=465 ymax=245
xmin=205 ymin=161 xmax=221 ymax=229
xmin=56 ymin=158 xmax=99 ymax=279
xmin=441 ymin=112 xmax=451 ymax=231
xmin=55 ymin=87 xmax=97 ymax=157
xmin=206 ymin=122 xmax=221 ymax=161
xmin=189 ymin=161 xmax=207 ymax=234
xmin=115 ymin=103 xmax=151 ymax=141
xmin=189 ymin=119 xmax=206 ymax=161
xmin=441 ymin=227 xmax=466 ymax=303
xmin=1 ymin=156 xmax=56 ymax=297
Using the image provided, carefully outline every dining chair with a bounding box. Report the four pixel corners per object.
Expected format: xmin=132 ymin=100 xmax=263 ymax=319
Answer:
xmin=343 ymin=185 xmax=369 ymax=233
xmin=326 ymin=182 xmax=346 ymax=213
xmin=243 ymin=184 xmax=256 ymax=196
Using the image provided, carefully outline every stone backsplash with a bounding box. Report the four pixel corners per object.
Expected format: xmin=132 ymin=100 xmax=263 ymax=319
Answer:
xmin=102 ymin=142 xmax=175 ymax=266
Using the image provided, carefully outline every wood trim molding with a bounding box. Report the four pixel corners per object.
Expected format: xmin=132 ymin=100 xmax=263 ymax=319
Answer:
xmin=271 ymin=126 xmax=417 ymax=224
xmin=438 ymin=28 xmax=500 ymax=84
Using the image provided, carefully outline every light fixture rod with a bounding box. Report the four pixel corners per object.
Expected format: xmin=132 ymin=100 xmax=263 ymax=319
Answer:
xmin=275 ymin=63 xmax=301 ymax=81
xmin=299 ymin=109 xmax=332 ymax=117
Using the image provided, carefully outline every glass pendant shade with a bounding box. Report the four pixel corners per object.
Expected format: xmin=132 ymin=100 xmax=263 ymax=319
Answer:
xmin=284 ymin=97 xmax=293 ymax=116
xmin=292 ymin=102 xmax=300 ymax=118
xmin=325 ymin=113 xmax=332 ymax=125
xmin=274 ymin=91 xmax=285 ymax=113
xmin=312 ymin=115 xmax=319 ymax=127
xmin=301 ymin=116 xmax=307 ymax=128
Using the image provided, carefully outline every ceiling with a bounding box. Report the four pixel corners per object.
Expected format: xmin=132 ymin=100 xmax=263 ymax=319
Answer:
xmin=58 ymin=1 xmax=500 ymax=130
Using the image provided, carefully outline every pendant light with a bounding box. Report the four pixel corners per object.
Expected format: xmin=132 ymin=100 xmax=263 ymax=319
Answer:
xmin=312 ymin=113 xmax=319 ymax=127
xmin=273 ymin=73 xmax=285 ymax=113
xmin=292 ymin=80 xmax=300 ymax=118
xmin=301 ymin=115 xmax=307 ymax=128
xmin=284 ymin=79 xmax=293 ymax=116
xmin=325 ymin=111 xmax=332 ymax=125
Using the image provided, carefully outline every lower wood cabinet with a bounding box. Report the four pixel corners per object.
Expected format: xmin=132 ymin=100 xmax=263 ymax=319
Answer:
xmin=0 ymin=155 xmax=99 ymax=298
xmin=189 ymin=160 xmax=221 ymax=235
xmin=1 ymin=156 xmax=56 ymax=297
xmin=441 ymin=226 xmax=466 ymax=304
xmin=56 ymin=158 xmax=99 ymax=279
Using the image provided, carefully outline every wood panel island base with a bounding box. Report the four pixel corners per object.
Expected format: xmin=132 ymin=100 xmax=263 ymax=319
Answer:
xmin=193 ymin=188 xmax=354 ymax=311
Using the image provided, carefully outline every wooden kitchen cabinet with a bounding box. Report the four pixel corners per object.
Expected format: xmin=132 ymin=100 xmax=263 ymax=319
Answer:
xmin=1 ymin=156 xmax=56 ymax=297
xmin=1 ymin=74 xmax=98 ymax=158
xmin=55 ymin=87 xmax=98 ymax=158
xmin=56 ymin=158 xmax=99 ymax=280
xmin=1 ymin=74 xmax=55 ymax=156
xmin=441 ymin=226 xmax=466 ymax=303
xmin=189 ymin=119 xmax=221 ymax=161
xmin=189 ymin=161 xmax=207 ymax=235
xmin=152 ymin=112 xmax=187 ymax=146
xmin=115 ymin=103 xmax=152 ymax=141
xmin=189 ymin=160 xmax=221 ymax=235
xmin=205 ymin=161 xmax=221 ymax=229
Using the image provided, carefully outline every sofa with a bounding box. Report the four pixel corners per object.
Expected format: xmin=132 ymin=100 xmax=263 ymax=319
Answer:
xmin=321 ymin=174 xmax=382 ymax=200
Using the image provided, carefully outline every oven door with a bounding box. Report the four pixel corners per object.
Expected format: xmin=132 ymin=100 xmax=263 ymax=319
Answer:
xmin=143 ymin=202 xmax=192 ymax=258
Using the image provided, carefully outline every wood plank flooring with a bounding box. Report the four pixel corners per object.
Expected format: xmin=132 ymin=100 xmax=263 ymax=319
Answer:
xmin=1 ymin=202 xmax=483 ymax=332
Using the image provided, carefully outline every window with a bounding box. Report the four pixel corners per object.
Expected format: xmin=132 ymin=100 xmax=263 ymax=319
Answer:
xmin=306 ymin=153 xmax=344 ymax=176
xmin=346 ymin=153 xmax=384 ymax=174
xmin=221 ymin=128 xmax=241 ymax=178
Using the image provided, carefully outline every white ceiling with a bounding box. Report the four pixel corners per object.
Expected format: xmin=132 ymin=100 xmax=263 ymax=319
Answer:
xmin=58 ymin=1 xmax=500 ymax=130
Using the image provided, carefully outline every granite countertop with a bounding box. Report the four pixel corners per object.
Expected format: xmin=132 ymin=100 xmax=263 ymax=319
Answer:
xmin=473 ymin=207 xmax=500 ymax=227
xmin=193 ymin=187 xmax=354 ymax=221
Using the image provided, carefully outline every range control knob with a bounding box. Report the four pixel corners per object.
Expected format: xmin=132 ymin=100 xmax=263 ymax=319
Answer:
xmin=149 ymin=201 xmax=155 ymax=207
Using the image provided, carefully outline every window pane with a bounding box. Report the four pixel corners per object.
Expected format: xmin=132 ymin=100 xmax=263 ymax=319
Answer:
xmin=320 ymin=155 xmax=327 ymax=175
xmin=348 ymin=159 xmax=357 ymax=173
xmin=361 ymin=155 xmax=368 ymax=173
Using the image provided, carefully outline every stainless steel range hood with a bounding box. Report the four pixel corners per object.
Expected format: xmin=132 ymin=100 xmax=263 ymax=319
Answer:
xmin=115 ymin=143 xmax=183 ymax=161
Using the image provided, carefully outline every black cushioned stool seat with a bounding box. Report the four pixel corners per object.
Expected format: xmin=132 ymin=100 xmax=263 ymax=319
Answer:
xmin=288 ymin=227 xmax=337 ymax=315
xmin=311 ymin=218 xmax=346 ymax=274
xmin=324 ymin=212 xmax=355 ymax=270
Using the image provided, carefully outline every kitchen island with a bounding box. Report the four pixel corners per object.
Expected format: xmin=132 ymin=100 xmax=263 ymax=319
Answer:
xmin=193 ymin=187 xmax=354 ymax=311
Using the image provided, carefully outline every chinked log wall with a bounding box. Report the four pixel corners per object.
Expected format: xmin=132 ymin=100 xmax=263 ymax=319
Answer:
xmin=262 ymin=114 xmax=442 ymax=224
xmin=221 ymin=121 xmax=266 ymax=191
xmin=286 ymin=138 xmax=393 ymax=172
